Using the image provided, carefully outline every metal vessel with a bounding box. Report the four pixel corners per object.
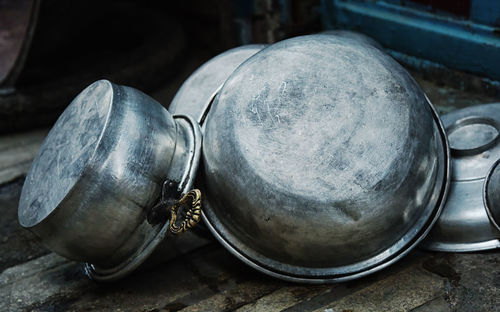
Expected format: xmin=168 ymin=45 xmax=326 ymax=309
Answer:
xmin=169 ymin=44 xmax=266 ymax=124
xmin=320 ymin=30 xmax=383 ymax=50
xmin=422 ymin=103 xmax=500 ymax=251
xmin=18 ymin=80 xmax=202 ymax=281
xmin=201 ymin=34 xmax=450 ymax=283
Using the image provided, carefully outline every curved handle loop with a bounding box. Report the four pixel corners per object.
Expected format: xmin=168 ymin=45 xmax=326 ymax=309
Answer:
xmin=168 ymin=189 xmax=202 ymax=235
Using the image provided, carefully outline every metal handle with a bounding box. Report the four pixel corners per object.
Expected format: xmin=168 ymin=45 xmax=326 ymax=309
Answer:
xmin=168 ymin=189 xmax=202 ymax=235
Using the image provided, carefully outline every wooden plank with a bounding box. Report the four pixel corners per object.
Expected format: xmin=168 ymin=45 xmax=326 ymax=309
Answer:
xmin=0 ymin=254 xmax=88 ymax=312
xmin=0 ymin=177 xmax=49 ymax=272
xmin=235 ymin=285 xmax=330 ymax=312
xmin=0 ymin=232 xmax=213 ymax=312
xmin=309 ymin=264 xmax=445 ymax=312
xmin=0 ymin=128 xmax=47 ymax=185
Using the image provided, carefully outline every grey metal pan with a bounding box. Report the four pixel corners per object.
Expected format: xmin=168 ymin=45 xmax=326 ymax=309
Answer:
xmin=200 ymin=35 xmax=450 ymax=283
xmin=422 ymin=103 xmax=500 ymax=252
xmin=168 ymin=44 xmax=266 ymax=124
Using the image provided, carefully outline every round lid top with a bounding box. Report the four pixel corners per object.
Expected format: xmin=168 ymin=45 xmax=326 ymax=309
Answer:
xmin=19 ymin=80 xmax=112 ymax=228
xmin=169 ymin=45 xmax=266 ymax=123
xmin=202 ymin=35 xmax=447 ymax=281
xmin=441 ymin=103 xmax=500 ymax=181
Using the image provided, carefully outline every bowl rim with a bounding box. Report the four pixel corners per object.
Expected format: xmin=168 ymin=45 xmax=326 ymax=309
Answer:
xmin=201 ymin=96 xmax=451 ymax=283
xmin=483 ymin=158 xmax=500 ymax=233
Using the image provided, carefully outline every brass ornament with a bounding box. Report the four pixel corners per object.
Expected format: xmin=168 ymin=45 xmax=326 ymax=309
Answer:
xmin=168 ymin=189 xmax=202 ymax=234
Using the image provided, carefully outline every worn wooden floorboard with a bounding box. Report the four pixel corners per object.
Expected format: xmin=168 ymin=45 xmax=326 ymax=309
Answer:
xmin=0 ymin=129 xmax=48 ymax=186
xmin=0 ymin=178 xmax=49 ymax=273
xmin=2 ymin=239 xmax=499 ymax=312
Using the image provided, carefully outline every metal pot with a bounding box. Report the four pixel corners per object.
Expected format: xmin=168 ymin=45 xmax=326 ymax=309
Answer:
xmin=485 ymin=158 xmax=500 ymax=233
xmin=319 ymin=30 xmax=383 ymax=50
xmin=422 ymin=103 xmax=500 ymax=251
xmin=201 ymin=34 xmax=450 ymax=283
xmin=169 ymin=44 xmax=266 ymax=124
xmin=18 ymin=80 xmax=202 ymax=281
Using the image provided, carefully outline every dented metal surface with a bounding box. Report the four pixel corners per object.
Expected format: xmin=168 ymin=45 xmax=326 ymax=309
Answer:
xmin=201 ymin=35 xmax=450 ymax=283
xmin=18 ymin=80 xmax=202 ymax=281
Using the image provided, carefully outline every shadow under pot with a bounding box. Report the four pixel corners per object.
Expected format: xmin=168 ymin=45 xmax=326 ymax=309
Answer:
xmin=200 ymin=34 xmax=450 ymax=283
xmin=422 ymin=103 xmax=500 ymax=251
xmin=18 ymin=80 xmax=202 ymax=281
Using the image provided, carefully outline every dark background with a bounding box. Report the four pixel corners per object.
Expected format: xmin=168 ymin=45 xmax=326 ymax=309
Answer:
xmin=0 ymin=0 xmax=321 ymax=133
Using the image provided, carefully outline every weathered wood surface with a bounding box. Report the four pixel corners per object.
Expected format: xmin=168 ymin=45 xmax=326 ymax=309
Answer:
xmin=0 ymin=129 xmax=47 ymax=186
xmin=1 ymin=68 xmax=500 ymax=312
xmin=2 ymin=230 xmax=500 ymax=312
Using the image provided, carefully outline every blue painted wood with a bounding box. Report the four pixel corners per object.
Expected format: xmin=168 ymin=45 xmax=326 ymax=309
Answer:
xmin=322 ymin=0 xmax=500 ymax=80
xmin=471 ymin=0 xmax=500 ymax=26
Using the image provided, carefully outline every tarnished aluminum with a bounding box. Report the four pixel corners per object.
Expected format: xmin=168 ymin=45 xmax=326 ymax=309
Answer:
xmin=485 ymin=159 xmax=500 ymax=233
xmin=18 ymin=80 xmax=202 ymax=281
xmin=169 ymin=44 xmax=266 ymax=123
xmin=201 ymin=35 xmax=450 ymax=283
xmin=422 ymin=103 xmax=500 ymax=251
xmin=320 ymin=30 xmax=383 ymax=50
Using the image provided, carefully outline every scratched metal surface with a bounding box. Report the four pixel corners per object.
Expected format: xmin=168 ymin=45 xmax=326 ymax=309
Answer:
xmin=169 ymin=44 xmax=266 ymax=123
xmin=1 ymin=42 xmax=500 ymax=311
xmin=18 ymin=81 xmax=111 ymax=228
xmin=201 ymin=35 xmax=447 ymax=282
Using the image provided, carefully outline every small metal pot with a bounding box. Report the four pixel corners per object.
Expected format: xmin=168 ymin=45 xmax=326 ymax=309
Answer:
xmin=18 ymin=80 xmax=202 ymax=281
xmin=422 ymin=103 xmax=500 ymax=251
xmin=201 ymin=35 xmax=450 ymax=283
xmin=169 ymin=44 xmax=266 ymax=124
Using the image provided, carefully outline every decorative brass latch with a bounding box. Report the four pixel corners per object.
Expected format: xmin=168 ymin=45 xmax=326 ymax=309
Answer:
xmin=147 ymin=180 xmax=202 ymax=234
xmin=168 ymin=189 xmax=202 ymax=234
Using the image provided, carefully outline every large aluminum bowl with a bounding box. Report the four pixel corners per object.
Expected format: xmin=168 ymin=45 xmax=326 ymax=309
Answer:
xmin=201 ymin=35 xmax=450 ymax=283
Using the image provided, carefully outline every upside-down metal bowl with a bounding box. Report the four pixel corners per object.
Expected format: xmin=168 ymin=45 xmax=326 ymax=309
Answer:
xmin=169 ymin=33 xmax=378 ymax=125
xmin=319 ymin=30 xmax=383 ymax=50
xmin=18 ymin=80 xmax=202 ymax=281
xmin=169 ymin=44 xmax=266 ymax=123
xmin=201 ymin=35 xmax=450 ymax=283
xmin=422 ymin=103 xmax=500 ymax=251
